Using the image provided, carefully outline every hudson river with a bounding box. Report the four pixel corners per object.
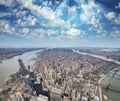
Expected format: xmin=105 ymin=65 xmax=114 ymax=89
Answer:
xmin=0 ymin=50 xmax=42 ymax=88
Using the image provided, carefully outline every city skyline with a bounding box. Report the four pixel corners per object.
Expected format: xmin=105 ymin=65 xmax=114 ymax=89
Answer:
xmin=0 ymin=0 xmax=120 ymax=48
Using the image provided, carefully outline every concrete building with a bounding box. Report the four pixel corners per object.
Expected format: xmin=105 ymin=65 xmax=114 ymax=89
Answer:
xmin=18 ymin=59 xmax=27 ymax=76
xmin=9 ymin=92 xmax=24 ymax=101
xmin=50 ymin=88 xmax=62 ymax=101
xmin=30 ymin=95 xmax=48 ymax=101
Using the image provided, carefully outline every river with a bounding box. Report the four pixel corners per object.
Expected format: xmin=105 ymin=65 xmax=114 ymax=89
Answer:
xmin=73 ymin=49 xmax=120 ymax=101
xmin=0 ymin=49 xmax=43 ymax=88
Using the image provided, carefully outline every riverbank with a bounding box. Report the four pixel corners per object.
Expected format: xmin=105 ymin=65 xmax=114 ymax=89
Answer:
xmin=73 ymin=49 xmax=120 ymax=101
xmin=98 ymin=73 xmax=109 ymax=101
xmin=0 ymin=48 xmax=42 ymax=60
xmin=0 ymin=49 xmax=43 ymax=88
xmin=101 ymin=68 xmax=120 ymax=101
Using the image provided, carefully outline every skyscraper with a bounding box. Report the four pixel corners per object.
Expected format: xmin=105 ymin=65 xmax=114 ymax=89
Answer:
xmin=18 ymin=59 xmax=27 ymax=76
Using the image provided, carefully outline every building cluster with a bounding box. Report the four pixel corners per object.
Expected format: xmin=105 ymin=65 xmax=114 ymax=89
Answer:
xmin=1 ymin=49 xmax=119 ymax=101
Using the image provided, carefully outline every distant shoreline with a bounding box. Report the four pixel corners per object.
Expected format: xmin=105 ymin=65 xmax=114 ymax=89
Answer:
xmin=0 ymin=48 xmax=43 ymax=60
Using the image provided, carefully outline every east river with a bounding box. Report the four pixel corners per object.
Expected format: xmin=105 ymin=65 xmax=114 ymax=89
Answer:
xmin=73 ymin=49 xmax=120 ymax=101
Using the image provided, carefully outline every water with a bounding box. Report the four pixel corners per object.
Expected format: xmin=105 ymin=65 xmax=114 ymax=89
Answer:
xmin=0 ymin=50 xmax=43 ymax=88
xmin=102 ymin=88 xmax=120 ymax=101
xmin=73 ymin=49 xmax=120 ymax=101
xmin=101 ymin=71 xmax=120 ymax=101
xmin=72 ymin=49 xmax=120 ymax=65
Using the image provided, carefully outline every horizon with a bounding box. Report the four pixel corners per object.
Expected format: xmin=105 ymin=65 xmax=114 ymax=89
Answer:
xmin=0 ymin=0 xmax=120 ymax=48
xmin=0 ymin=46 xmax=120 ymax=49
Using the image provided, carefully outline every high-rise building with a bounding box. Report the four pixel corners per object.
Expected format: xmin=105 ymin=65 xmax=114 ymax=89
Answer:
xmin=50 ymin=88 xmax=62 ymax=101
xmin=30 ymin=95 xmax=48 ymax=101
xmin=9 ymin=92 xmax=24 ymax=101
xmin=33 ymin=82 xmax=43 ymax=96
xmin=18 ymin=59 xmax=27 ymax=76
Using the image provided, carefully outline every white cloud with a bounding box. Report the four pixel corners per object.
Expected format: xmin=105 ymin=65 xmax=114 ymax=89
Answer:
xmin=67 ymin=28 xmax=81 ymax=36
xmin=17 ymin=0 xmax=55 ymax=20
xmin=0 ymin=12 xmax=11 ymax=17
xmin=46 ymin=30 xmax=58 ymax=36
xmin=74 ymin=0 xmax=85 ymax=4
xmin=114 ymin=15 xmax=120 ymax=24
xmin=105 ymin=12 xmax=120 ymax=25
xmin=80 ymin=0 xmax=101 ymax=28
xmin=80 ymin=13 xmax=88 ymax=22
xmin=0 ymin=0 xmax=14 ymax=7
xmin=22 ymin=28 xmax=29 ymax=33
xmin=55 ymin=0 xmax=60 ymax=4
xmin=110 ymin=28 xmax=120 ymax=37
xmin=96 ymin=23 xmax=106 ymax=34
xmin=42 ymin=1 xmax=48 ymax=6
xmin=17 ymin=15 xmax=37 ymax=26
xmin=0 ymin=20 xmax=16 ymax=35
xmin=17 ymin=0 xmax=66 ymax=28
xmin=96 ymin=34 xmax=106 ymax=38
xmin=21 ymin=28 xmax=46 ymax=40
xmin=89 ymin=0 xmax=96 ymax=7
xmin=16 ymin=10 xmax=27 ymax=18
xmin=30 ymin=29 xmax=45 ymax=39
xmin=105 ymin=12 xmax=116 ymax=20
xmin=25 ymin=15 xmax=37 ymax=25
xmin=115 ymin=2 xmax=120 ymax=9
xmin=68 ymin=6 xmax=76 ymax=13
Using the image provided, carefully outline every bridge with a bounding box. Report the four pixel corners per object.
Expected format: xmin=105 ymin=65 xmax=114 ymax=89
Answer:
xmin=71 ymin=72 xmax=120 ymax=92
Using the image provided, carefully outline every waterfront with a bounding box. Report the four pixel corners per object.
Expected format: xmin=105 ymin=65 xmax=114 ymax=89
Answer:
xmin=0 ymin=48 xmax=120 ymax=101
xmin=102 ymin=88 xmax=120 ymax=101
xmin=73 ymin=49 xmax=120 ymax=65
xmin=0 ymin=49 xmax=42 ymax=88
xmin=101 ymin=71 xmax=120 ymax=101
xmin=73 ymin=49 xmax=120 ymax=101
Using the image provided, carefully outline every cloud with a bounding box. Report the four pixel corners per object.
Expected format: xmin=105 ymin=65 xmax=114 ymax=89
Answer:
xmin=96 ymin=34 xmax=106 ymax=38
xmin=0 ymin=12 xmax=11 ymax=18
xmin=0 ymin=0 xmax=14 ymax=7
xmin=15 ymin=10 xmax=27 ymax=18
xmin=104 ymin=12 xmax=120 ymax=25
xmin=17 ymin=0 xmax=66 ymax=28
xmin=105 ymin=12 xmax=120 ymax=25
xmin=110 ymin=28 xmax=120 ymax=37
xmin=80 ymin=0 xmax=101 ymax=28
xmin=46 ymin=30 xmax=59 ymax=36
xmin=1 ymin=0 xmax=120 ymax=46
xmin=17 ymin=15 xmax=37 ymax=26
xmin=20 ymin=28 xmax=46 ymax=40
xmin=105 ymin=12 xmax=116 ymax=20
xmin=17 ymin=0 xmax=55 ymax=20
xmin=67 ymin=28 xmax=81 ymax=36
xmin=114 ymin=15 xmax=120 ymax=24
xmin=68 ymin=6 xmax=76 ymax=13
xmin=0 ymin=20 xmax=16 ymax=35
xmin=115 ymin=2 xmax=120 ymax=9
xmin=22 ymin=28 xmax=29 ymax=33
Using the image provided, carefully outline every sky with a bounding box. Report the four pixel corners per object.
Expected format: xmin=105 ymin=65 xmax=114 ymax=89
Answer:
xmin=0 ymin=0 xmax=120 ymax=48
